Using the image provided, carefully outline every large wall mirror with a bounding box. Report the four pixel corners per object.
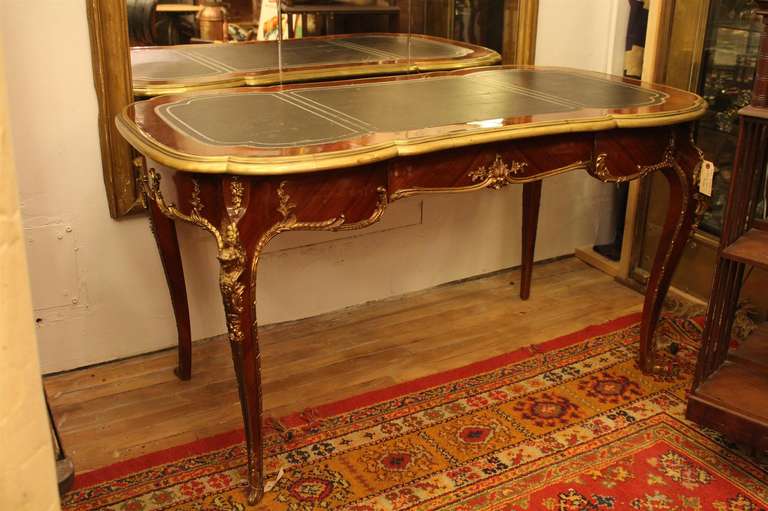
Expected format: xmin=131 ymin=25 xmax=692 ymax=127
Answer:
xmin=87 ymin=0 xmax=538 ymax=218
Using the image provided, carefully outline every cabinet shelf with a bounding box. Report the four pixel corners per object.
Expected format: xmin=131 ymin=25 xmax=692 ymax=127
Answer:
xmin=685 ymin=0 xmax=768 ymax=451
xmin=722 ymin=228 xmax=768 ymax=270
xmin=687 ymin=323 xmax=768 ymax=449
xmin=709 ymin=20 xmax=761 ymax=33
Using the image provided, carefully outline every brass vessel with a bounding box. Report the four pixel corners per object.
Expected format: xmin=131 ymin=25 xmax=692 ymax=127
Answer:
xmin=198 ymin=1 xmax=228 ymax=41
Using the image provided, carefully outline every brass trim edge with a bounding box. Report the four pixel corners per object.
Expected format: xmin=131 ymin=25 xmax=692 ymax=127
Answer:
xmin=139 ymin=164 xmax=248 ymax=344
xmin=592 ymin=135 xmax=677 ymax=183
xmin=250 ymin=182 xmax=390 ymax=271
xmin=116 ymin=100 xmax=708 ymax=176
xmin=390 ymin=157 xmax=587 ymax=201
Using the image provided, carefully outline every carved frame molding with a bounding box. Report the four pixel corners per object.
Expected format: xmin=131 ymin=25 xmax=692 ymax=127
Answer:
xmin=503 ymin=0 xmax=539 ymax=65
xmin=87 ymin=0 xmax=143 ymax=218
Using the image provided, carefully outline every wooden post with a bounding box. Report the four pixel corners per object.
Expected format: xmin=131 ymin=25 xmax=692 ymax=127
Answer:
xmin=752 ymin=1 xmax=768 ymax=108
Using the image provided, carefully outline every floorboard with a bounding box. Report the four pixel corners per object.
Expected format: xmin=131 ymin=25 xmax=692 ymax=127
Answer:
xmin=44 ymin=257 xmax=643 ymax=473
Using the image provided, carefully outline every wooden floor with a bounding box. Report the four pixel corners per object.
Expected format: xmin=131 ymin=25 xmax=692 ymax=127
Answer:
xmin=44 ymin=257 xmax=643 ymax=474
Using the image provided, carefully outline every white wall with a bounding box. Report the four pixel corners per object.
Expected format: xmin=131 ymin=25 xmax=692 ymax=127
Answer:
xmin=2 ymin=0 xmax=628 ymax=373
xmin=536 ymin=0 xmax=630 ymax=75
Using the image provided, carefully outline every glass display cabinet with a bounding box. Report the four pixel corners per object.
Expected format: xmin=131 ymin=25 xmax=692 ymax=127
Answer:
xmin=697 ymin=0 xmax=762 ymax=235
xmin=632 ymin=0 xmax=768 ymax=311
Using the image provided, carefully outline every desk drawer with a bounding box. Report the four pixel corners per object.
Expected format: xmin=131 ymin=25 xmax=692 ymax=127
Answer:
xmin=388 ymin=132 xmax=594 ymax=200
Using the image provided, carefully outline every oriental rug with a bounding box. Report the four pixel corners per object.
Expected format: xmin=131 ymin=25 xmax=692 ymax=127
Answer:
xmin=62 ymin=313 xmax=768 ymax=510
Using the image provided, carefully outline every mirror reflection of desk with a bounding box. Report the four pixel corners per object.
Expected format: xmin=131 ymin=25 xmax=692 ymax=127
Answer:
xmin=131 ymin=33 xmax=501 ymax=96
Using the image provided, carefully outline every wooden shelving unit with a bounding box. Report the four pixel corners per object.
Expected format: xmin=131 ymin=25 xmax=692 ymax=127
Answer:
xmin=688 ymin=324 xmax=768 ymax=449
xmin=722 ymin=228 xmax=768 ymax=270
xmin=686 ymin=1 xmax=768 ymax=450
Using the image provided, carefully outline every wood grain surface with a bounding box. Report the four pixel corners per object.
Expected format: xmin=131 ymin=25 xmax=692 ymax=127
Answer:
xmin=45 ymin=258 xmax=642 ymax=474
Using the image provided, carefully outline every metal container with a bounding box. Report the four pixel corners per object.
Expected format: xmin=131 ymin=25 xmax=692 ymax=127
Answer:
xmin=198 ymin=1 xmax=228 ymax=41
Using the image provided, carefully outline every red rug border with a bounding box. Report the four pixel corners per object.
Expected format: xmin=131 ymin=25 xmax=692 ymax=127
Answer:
xmin=72 ymin=311 xmax=642 ymax=490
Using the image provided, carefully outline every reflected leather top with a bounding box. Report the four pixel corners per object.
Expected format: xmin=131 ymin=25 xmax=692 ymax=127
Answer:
xmin=117 ymin=66 xmax=707 ymax=175
xmin=131 ymin=33 xmax=501 ymax=96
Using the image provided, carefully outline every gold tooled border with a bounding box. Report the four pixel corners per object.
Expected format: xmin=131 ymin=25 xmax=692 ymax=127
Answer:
xmin=115 ymin=96 xmax=708 ymax=176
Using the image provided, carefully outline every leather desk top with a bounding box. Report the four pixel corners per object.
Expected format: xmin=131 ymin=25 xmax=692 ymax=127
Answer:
xmin=118 ymin=66 xmax=707 ymax=174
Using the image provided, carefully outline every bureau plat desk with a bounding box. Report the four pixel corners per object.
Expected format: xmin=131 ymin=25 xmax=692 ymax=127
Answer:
xmin=132 ymin=33 xmax=501 ymax=382
xmin=131 ymin=33 xmax=500 ymax=96
xmin=117 ymin=66 xmax=707 ymax=505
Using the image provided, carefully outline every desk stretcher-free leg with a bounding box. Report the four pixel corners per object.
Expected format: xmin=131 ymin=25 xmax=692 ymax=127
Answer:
xmin=589 ymin=127 xmax=701 ymax=374
xmin=147 ymin=199 xmax=193 ymax=381
xmin=637 ymin=138 xmax=699 ymax=374
xmin=225 ymin=261 xmax=265 ymax=506
xmin=520 ymin=180 xmax=542 ymax=300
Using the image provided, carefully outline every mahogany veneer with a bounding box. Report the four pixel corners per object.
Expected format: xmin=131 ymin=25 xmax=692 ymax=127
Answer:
xmin=722 ymin=228 xmax=768 ymax=271
xmin=117 ymin=66 xmax=707 ymax=504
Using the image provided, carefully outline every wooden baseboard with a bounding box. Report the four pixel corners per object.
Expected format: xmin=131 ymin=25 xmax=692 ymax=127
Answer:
xmin=620 ymin=269 xmax=707 ymax=307
xmin=579 ymin=247 xmax=708 ymax=308
xmin=574 ymin=246 xmax=620 ymax=277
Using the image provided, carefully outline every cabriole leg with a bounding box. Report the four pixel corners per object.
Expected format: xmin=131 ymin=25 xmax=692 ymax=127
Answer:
xmin=141 ymin=167 xmax=265 ymax=503
xmin=214 ymin=177 xmax=264 ymax=505
xmin=146 ymin=198 xmax=193 ymax=380
xmin=638 ymin=164 xmax=696 ymax=374
xmin=222 ymin=263 xmax=264 ymax=505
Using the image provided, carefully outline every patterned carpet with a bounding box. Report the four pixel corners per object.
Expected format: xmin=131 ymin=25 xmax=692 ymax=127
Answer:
xmin=63 ymin=313 xmax=768 ymax=510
